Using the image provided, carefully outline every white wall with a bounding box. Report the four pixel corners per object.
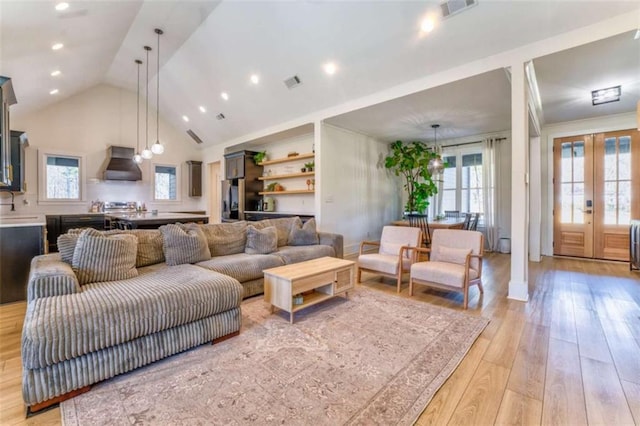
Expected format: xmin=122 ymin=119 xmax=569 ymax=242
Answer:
xmin=540 ymin=111 xmax=637 ymax=256
xmin=319 ymin=123 xmax=401 ymax=255
xmin=9 ymin=84 xmax=205 ymax=215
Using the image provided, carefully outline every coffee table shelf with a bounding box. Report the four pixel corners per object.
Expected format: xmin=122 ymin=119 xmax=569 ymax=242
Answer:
xmin=263 ymin=257 xmax=355 ymax=323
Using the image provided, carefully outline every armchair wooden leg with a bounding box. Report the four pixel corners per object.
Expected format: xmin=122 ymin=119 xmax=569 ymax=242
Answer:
xmin=357 ymin=268 xmax=362 ymax=284
xmin=477 ymin=281 xmax=484 ymax=294
xmin=396 ymin=272 xmax=402 ymax=293
xmin=409 ymin=279 xmax=414 ymax=296
xmin=463 ymin=285 xmax=469 ymax=309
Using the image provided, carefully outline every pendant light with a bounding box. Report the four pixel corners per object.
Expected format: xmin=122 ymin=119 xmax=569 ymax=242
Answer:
xmin=133 ymin=59 xmax=143 ymax=164
xmin=427 ymin=124 xmax=444 ymax=175
xmin=141 ymin=45 xmax=153 ymax=160
xmin=151 ymin=28 xmax=165 ymax=155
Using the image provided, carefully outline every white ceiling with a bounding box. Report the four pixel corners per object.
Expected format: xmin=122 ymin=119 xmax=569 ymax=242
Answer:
xmin=1 ymin=1 xmax=639 ymax=148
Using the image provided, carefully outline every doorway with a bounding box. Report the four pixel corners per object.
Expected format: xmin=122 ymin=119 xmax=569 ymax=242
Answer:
xmin=553 ymin=129 xmax=639 ymax=260
xmin=208 ymin=161 xmax=221 ymax=224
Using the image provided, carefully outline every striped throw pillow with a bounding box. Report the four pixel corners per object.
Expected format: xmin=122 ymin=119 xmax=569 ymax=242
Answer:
xmin=245 ymin=225 xmax=278 ymax=254
xmin=71 ymin=228 xmax=138 ymax=285
xmin=160 ymin=223 xmax=212 ymax=266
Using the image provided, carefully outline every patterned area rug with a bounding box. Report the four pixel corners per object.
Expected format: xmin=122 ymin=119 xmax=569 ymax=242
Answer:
xmin=61 ymin=286 xmax=488 ymax=425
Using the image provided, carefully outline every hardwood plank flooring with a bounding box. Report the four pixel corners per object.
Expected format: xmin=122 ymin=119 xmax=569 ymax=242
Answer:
xmin=1 ymin=253 xmax=639 ymax=425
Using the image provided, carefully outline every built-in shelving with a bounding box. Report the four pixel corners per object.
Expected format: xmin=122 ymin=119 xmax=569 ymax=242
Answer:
xmin=258 ymin=189 xmax=314 ymax=195
xmin=259 ymin=152 xmax=314 ymax=166
xmin=258 ymin=171 xmax=314 ymax=181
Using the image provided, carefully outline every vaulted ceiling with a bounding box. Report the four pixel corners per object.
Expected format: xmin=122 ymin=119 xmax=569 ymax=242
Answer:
xmin=1 ymin=1 xmax=638 ymax=147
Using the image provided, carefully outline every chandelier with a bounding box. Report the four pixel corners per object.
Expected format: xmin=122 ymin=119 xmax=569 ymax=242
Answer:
xmin=427 ymin=124 xmax=444 ymax=175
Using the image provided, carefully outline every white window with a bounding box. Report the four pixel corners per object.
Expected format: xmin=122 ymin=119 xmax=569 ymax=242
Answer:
xmin=154 ymin=164 xmax=178 ymax=201
xmin=39 ymin=151 xmax=85 ymax=202
xmin=438 ymin=147 xmax=483 ymax=216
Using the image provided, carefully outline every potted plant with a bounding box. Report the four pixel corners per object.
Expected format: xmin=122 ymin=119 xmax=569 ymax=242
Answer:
xmin=304 ymin=161 xmax=314 ymax=172
xmin=266 ymin=182 xmax=278 ymax=192
xmin=253 ymin=150 xmax=267 ymax=165
xmin=384 ymin=141 xmax=439 ymax=214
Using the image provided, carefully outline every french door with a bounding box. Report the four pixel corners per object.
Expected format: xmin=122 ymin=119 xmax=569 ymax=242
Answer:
xmin=553 ymin=129 xmax=639 ymax=261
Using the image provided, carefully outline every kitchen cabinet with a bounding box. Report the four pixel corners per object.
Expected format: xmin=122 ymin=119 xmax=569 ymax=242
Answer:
xmin=224 ymin=151 xmax=260 ymax=179
xmin=186 ymin=160 xmax=202 ymax=197
xmin=0 ymin=224 xmax=44 ymax=304
xmin=46 ymin=214 xmax=106 ymax=252
xmin=0 ymin=130 xmax=27 ymax=193
xmin=0 ymin=76 xmax=17 ymax=189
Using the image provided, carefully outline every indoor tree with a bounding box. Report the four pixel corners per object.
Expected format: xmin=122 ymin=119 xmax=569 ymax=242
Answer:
xmin=384 ymin=141 xmax=439 ymax=214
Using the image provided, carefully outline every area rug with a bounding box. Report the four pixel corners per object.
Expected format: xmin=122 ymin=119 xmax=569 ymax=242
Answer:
xmin=61 ymin=286 xmax=488 ymax=425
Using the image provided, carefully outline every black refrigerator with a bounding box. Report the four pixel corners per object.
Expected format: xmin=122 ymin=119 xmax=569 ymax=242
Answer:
xmin=221 ymin=151 xmax=263 ymax=221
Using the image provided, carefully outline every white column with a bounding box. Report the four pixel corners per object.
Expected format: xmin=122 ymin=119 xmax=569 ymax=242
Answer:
xmin=529 ymin=136 xmax=542 ymax=262
xmin=314 ymin=120 xmax=322 ymax=226
xmin=509 ymin=62 xmax=530 ymax=302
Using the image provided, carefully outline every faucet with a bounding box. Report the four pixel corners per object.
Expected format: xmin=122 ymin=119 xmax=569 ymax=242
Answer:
xmin=0 ymin=191 xmax=15 ymax=211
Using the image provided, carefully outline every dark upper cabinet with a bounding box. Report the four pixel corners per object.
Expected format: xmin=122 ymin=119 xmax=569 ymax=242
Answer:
xmin=224 ymin=151 xmax=260 ymax=180
xmin=187 ymin=160 xmax=202 ymax=197
xmin=0 ymin=130 xmax=27 ymax=192
xmin=46 ymin=214 xmax=106 ymax=253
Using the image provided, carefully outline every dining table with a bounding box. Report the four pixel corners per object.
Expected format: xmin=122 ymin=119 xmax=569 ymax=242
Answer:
xmin=391 ymin=217 xmax=466 ymax=229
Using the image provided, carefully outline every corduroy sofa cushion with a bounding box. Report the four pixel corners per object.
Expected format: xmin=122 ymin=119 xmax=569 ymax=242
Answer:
xmin=288 ymin=217 xmax=319 ymax=246
xmin=245 ymin=225 xmax=278 ymax=254
xmin=71 ymin=229 xmax=138 ymax=285
xmin=201 ymin=221 xmax=248 ymax=256
xmin=160 ymin=223 xmax=211 ymax=266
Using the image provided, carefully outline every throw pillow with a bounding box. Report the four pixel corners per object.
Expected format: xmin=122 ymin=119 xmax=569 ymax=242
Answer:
xmin=160 ymin=223 xmax=211 ymax=266
xmin=71 ymin=228 xmax=138 ymax=285
xmin=437 ymin=246 xmax=472 ymax=265
xmin=245 ymin=225 xmax=278 ymax=254
xmin=287 ymin=217 xmax=319 ymax=246
xmin=201 ymin=221 xmax=248 ymax=256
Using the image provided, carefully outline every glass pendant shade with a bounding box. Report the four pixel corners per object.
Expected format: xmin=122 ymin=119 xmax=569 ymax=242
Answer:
xmin=141 ymin=148 xmax=153 ymax=159
xmin=133 ymin=153 xmax=143 ymax=164
xmin=151 ymin=140 xmax=164 ymax=154
xmin=427 ymin=157 xmax=444 ymax=175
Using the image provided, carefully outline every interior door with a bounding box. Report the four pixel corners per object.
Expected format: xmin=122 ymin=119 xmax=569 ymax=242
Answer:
xmin=593 ymin=130 xmax=640 ymax=260
xmin=553 ymin=135 xmax=594 ymax=257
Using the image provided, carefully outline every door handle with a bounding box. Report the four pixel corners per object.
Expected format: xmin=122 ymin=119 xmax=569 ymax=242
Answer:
xmin=584 ymin=210 xmax=592 ymax=214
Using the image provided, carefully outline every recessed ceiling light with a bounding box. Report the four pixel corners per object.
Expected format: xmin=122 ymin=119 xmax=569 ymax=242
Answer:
xmin=591 ymin=85 xmax=621 ymax=106
xmin=50 ymin=70 xmax=61 ymax=77
xmin=51 ymin=43 xmax=64 ymax=51
xmin=182 ymin=115 xmax=190 ymax=122
xmin=323 ymin=62 xmax=337 ymax=75
xmin=55 ymin=2 xmax=69 ymax=11
xmin=250 ymin=74 xmax=259 ymax=84
xmin=421 ymin=17 xmax=435 ymax=33
xmin=220 ymin=92 xmax=229 ymax=101
xmin=199 ymin=106 xmax=207 ymax=113
xmin=49 ymin=89 xmax=59 ymax=95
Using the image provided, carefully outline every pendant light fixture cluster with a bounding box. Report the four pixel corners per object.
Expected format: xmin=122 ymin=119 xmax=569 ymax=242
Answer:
xmin=133 ymin=28 xmax=165 ymax=164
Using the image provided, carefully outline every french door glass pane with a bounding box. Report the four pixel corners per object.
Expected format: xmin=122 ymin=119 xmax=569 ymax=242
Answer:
xmin=442 ymin=189 xmax=456 ymax=211
xmin=573 ymin=142 xmax=584 ymax=182
xmin=604 ymin=181 xmax=617 ymax=225
xmin=619 ymin=136 xmax=631 ymax=180
xmin=561 ymin=183 xmax=572 ymax=223
xmin=604 ymin=138 xmax=617 ymax=181
xmin=573 ymin=183 xmax=584 ymax=224
xmin=443 ymin=156 xmax=456 ymax=190
xmin=618 ymin=181 xmax=631 ymax=224
xmin=561 ymin=142 xmax=572 ymax=182
xmin=469 ymin=188 xmax=483 ymax=213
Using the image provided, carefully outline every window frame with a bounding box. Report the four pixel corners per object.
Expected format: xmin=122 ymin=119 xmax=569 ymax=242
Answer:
xmin=152 ymin=162 xmax=180 ymax=203
xmin=434 ymin=144 xmax=484 ymax=218
xmin=38 ymin=149 xmax=86 ymax=204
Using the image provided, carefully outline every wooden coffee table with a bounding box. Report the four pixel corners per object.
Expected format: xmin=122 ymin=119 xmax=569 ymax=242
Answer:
xmin=263 ymin=256 xmax=355 ymax=324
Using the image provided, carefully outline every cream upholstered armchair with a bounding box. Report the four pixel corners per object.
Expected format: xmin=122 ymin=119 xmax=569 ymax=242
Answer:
xmin=357 ymin=226 xmax=422 ymax=292
xmin=409 ymin=229 xmax=484 ymax=309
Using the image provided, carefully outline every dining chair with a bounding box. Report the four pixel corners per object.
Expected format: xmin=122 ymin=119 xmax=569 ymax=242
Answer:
xmin=444 ymin=210 xmax=460 ymax=219
xmin=357 ymin=226 xmax=422 ymax=293
xmin=406 ymin=213 xmax=431 ymax=247
xmin=468 ymin=213 xmax=479 ymax=231
xmin=409 ymin=229 xmax=484 ymax=309
xmin=462 ymin=213 xmax=473 ymax=230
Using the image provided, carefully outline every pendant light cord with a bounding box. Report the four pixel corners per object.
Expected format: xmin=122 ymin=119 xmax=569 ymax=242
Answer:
xmin=137 ymin=61 xmax=140 ymax=153
xmin=156 ymin=30 xmax=160 ymax=143
xmin=144 ymin=46 xmax=151 ymax=151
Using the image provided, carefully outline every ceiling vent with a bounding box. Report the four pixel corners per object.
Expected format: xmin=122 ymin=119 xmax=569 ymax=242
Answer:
xmin=284 ymin=75 xmax=302 ymax=89
xmin=186 ymin=129 xmax=203 ymax=144
xmin=216 ymin=113 xmax=226 ymax=120
xmin=440 ymin=0 xmax=478 ymax=18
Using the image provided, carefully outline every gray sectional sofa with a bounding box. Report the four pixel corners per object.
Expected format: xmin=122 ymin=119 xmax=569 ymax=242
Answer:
xmin=22 ymin=217 xmax=343 ymax=412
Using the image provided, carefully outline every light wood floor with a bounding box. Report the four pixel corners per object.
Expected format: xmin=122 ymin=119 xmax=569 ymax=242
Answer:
xmin=1 ymin=253 xmax=639 ymax=425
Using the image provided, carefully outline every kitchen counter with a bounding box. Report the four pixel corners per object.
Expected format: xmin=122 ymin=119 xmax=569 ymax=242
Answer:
xmin=106 ymin=212 xmax=209 ymax=229
xmin=0 ymin=214 xmax=46 ymax=228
